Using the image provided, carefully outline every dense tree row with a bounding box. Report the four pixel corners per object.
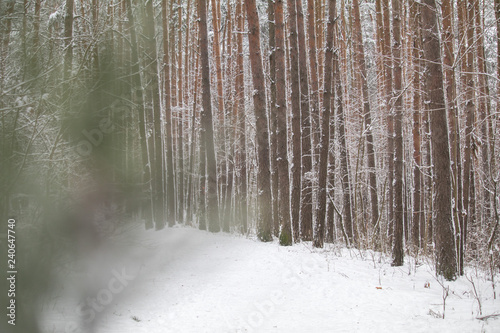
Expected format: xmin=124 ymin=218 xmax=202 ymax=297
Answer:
xmin=1 ymin=0 xmax=499 ymax=282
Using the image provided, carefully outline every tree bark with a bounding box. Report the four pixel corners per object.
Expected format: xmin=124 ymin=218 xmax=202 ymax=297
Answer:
xmin=177 ymin=0 xmax=185 ymax=223
xmin=391 ymin=0 xmax=404 ymax=266
xmin=314 ymin=0 xmax=336 ymax=249
xmin=442 ymin=0 xmax=463 ymax=274
xmin=294 ymin=0 xmax=313 ymax=242
xmin=287 ymin=0 xmax=302 ymax=242
xmin=382 ymin=0 xmax=394 ymax=249
xmin=421 ymin=0 xmax=457 ymax=280
xmin=199 ymin=0 xmax=220 ymax=232
xmin=211 ymin=0 xmax=227 ymax=230
xmin=474 ymin=0 xmax=491 ymax=228
xmin=268 ymin=0 xmax=280 ymax=237
xmin=245 ymin=0 xmax=273 ymax=241
xmin=33 ymin=0 xmax=42 ymax=59
xmin=352 ymin=0 xmax=379 ymax=236
xmin=64 ymin=0 xmax=74 ymax=82
xmin=336 ymin=55 xmax=354 ymax=246
xmin=162 ymin=0 xmax=176 ymax=226
xmin=125 ymin=0 xmax=153 ymax=228
xmin=145 ymin=0 xmax=166 ymax=230
xmin=462 ymin=0 xmax=476 ymax=264
xmin=235 ymin=0 xmax=247 ymax=234
xmin=274 ymin=0 xmax=292 ymax=246
xmin=410 ymin=0 xmax=422 ymax=252
xmin=306 ymin=0 xmax=320 ymax=169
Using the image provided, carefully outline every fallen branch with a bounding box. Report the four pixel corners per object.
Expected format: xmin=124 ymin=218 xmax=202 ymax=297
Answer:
xmin=476 ymin=313 xmax=500 ymax=321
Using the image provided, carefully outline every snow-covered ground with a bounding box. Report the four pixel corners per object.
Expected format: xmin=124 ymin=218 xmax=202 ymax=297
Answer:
xmin=40 ymin=225 xmax=500 ymax=332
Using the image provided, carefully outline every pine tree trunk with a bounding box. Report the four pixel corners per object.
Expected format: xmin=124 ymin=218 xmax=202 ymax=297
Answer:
xmin=462 ymin=0 xmax=476 ymax=263
xmin=187 ymin=47 xmax=201 ymax=225
xmin=91 ymin=0 xmax=99 ymax=73
xmin=287 ymin=0 xmax=302 ymax=242
xmin=314 ymin=0 xmax=336 ymax=249
xmin=63 ymin=0 xmax=74 ymax=82
xmin=352 ymin=0 xmax=379 ymax=240
xmin=293 ymin=0 xmax=313 ymax=242
xmin=316 ymin=0 xmax=324 ymax=89
xmin=268 ymin=0 xmax=280 ymax=237
xmin=474 ymin=0 xmax=491 ymax=228
xmin=336 ymin=56 xmax=354 ymax=246
xmin=235 ymin=0 xmax=247 ymax=234
xmin=391 ymin=0 xmax=404 ymax=266
xmin=125 ymin=0 xmax=153 ymax=228
xmin=198 ymin=0 xmax=220 ymax=232
xmin=494 ymin=0 xmax=500 ymax=174
xmin=442 ymin=0 xmax=463 ymax=274
xmin=245 ymin=0 xmax=273 ymax=241
xmin=410 ymin=0 xmax=422 ymax=252
xmin=306 ymin=0 xmax=320 ymax=169
xmin=382 ymin=0 xmax=394 ymax=249
xmin=274 ymin=0 xmax=292 ymax=246
xmin=421 ymin=0 xmax=457 ymax=280
xmin=33 ymin=0 xmax=42 ymax=60
xmin=177 ymin=0 xmax=185 ymax=223
xmin=210 ymin=0 xmax=227 ymax=228
xmin=162 ymin=0 xmax=176 ymax=226
xmin=222 ymin=0 xmax=233 ymax=233
xmin=144 ymin=0 xmax=166 ymax=230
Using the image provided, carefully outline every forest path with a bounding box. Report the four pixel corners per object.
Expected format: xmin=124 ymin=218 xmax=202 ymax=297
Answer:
xmin=41 ymin=226 xmax=499 ymax=332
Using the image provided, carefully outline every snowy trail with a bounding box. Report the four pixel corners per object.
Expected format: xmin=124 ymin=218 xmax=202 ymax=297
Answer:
xmin=41 ymin=226 xmax=500 ymax=332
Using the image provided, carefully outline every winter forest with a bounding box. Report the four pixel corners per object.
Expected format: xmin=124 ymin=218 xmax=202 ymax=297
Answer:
xmin=1 ymin=0 xmax=500 ymax=331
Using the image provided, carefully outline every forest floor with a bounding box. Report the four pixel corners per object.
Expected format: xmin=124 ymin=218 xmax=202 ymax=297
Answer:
xmin=40 ymin=224 xmax=500 ymax=332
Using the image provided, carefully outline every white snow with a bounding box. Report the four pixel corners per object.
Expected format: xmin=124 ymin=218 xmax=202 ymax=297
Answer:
xmin=40 ymin=225 xmax=500 ymax=332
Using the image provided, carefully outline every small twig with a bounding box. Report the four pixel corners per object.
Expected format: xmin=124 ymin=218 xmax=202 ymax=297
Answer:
xmin=466 ymin=274 xmax=483 ymax=316
xmin=433 ymin=275 xmax=450 ymax=319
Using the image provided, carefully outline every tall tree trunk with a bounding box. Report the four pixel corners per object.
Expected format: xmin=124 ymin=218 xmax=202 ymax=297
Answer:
xmin=162 ymin=0 xmax=176 ymax=226
xmin=375 ymin=0 xmax=384 ymax=103
xmin=442 ymin=0 xmax=463 ymax=274
xmin=145 ymin=0 xmax=166 ymax=230
xmin=306 ymin=0 xmax=320 ymax=169
xmin=474 ymin=0 xmax=491 ymax=228
xmin=326 ymin=102 xmax=336 ymax=243
xmin=275 ymin=0 xmax=292 ymax=246
xmin=391 ymin=0 xmax=404 ymax=266
xmin=245 ymin=0 xmax=273 ymax=241
xmin=495 ymin=0 xmax=500 ymax=175
xmin=64 ymin=0 xmax=74 ymax=82
xmin=222 ymin=0 xmax=234 ymax=233
xmin=352 ymin=0 xmax=379 ymax=236
xmin=336 ymin=54 xmax=354 ymax=246
xmin=211 ymin=0 xmax=224 ymax=115
xmin=199 ymin=0 xmax=220 ymax=232
xmin=316 ymin=0 xmax=324 ymax=88
xmin=211 ymin=0 xmax=227 ymax=229
xmin=287 ymin=0 xmax=302 ymax=242
xmin=294 ymin=0 xmax=313 ymax=242
xmin=188 ymin=47 xmax=201 ymax=226
xmin=177 ymin=0 xmax=185 ymax=223
xmin=421 ymin=0 xmax=457 ymax=280
xmin=462 ymin=0 xmax=476 ymax=263
xmin=314 ymin=0 xmax=336 ymax=249
xmin=91 ymin=0 xmax=99 ymax=73
xmin=235 ymin=0 xmax=247 ymax=234
xmin=410 ymin=0 xmax=423 ymax=252
xmin=186 ymin=1 xmax=197 ymax=224
xmin=268 ymin=0 xmax=280 ymax=237
xmin=382 ymin=0 xmax=394 ymax=249
xmin=124 ymin=0 xmax=153 ymax=228
xmin=33 ymin=0 xmax=42 ymax=60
